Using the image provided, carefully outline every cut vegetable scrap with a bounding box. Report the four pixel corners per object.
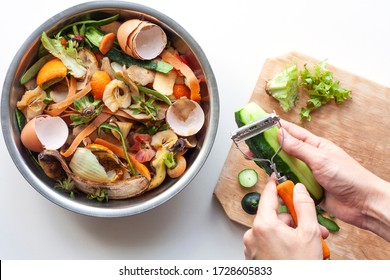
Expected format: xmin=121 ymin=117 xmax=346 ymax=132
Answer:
xmin=160 ymin=49 xmax=201 ymax=102
xmin=16 ymin=86 xmax=47 ymax=121
xmin=265 ymin=63 xmax=299 ymax=112
xmin=172 ymin=84 xmax=191 ymax=99
xmin=300 ymin=60 xmax=352 ymax=121
xmin=126 ymin=65 xmax=155 ymax=86
xmin=153 ymin=70 xmax=178 ymax=96
xmin=40 ymin=32 xmax=87 ymax=79
xmin=238 ymin=168 xmax=258 ymax=188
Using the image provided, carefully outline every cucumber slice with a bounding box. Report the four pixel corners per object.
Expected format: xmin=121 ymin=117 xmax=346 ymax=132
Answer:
xmin=238 ymin=168 xmax=258 ymax=188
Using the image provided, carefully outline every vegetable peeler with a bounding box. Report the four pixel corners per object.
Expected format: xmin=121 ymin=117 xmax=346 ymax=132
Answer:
xmin=231 ymin=113 xmax=331 ymax=260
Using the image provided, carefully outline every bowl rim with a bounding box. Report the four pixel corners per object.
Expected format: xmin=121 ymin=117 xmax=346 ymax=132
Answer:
xmin=1 ymin=0 xmax=219 ymax=217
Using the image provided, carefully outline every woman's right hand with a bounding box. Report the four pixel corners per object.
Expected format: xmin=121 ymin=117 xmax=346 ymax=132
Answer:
xmin=278 ymin=120 xmax=390 ymax=241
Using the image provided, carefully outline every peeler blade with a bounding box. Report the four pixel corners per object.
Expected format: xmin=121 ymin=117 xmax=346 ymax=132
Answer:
xmin=231 ymin=113 xmax=280 ymax=143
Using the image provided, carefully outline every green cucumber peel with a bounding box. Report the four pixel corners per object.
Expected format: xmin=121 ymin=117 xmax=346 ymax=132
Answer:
xmin=106 ymin=48 xmax=173 ymax=74
xmin=19 ymin=54 xmax=53 ymax=85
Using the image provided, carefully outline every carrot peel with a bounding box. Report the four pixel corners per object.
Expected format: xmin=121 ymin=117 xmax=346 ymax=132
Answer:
xmin=61 ymin=112 xmax=111 ymax=157
xmin=160 ymin=50 xmax=201 ymax=102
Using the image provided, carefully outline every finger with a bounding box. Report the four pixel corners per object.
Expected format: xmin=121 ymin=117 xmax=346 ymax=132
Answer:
xmin=279 ymin=119 xmax=323 ymax=148
xmin=256 ymin=174 xmax=279 ymax=215
xmin=319 ymin=224 xmax=330 ymax=239
xmin=253 ymin=174 xmax=279 ymax=225
xmin=278 ymin=127 xmax=324 ymax=166
xmin=293 ymin=183 xmax=319 ymax=232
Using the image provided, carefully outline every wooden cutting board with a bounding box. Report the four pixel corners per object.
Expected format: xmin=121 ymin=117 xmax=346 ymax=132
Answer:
xmin=214 ymin=51 xmax=390 ymax=260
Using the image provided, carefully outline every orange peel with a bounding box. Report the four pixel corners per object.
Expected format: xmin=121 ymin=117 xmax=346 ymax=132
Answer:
xmin=36 ymin=58 xmax=68 ymax=89
xmin=90 ymin=70 xmax=112 ymax=100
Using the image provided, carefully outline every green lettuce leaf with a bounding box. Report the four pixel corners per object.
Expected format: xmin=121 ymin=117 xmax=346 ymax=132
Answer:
xmin=300 ymin=60 xmax=352 ymax=121
xmin=265 ymin=63 xmax=299 ymax=112
xmin=40 ymin=32 xmax=86 ymax=78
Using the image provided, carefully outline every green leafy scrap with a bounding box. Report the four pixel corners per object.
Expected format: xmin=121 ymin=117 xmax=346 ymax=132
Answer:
xmin=265 ymin=63 xmax=299 ymax=112
xmin=54 ymin=177 xmax=76 ymax=199
xmin=70 ymin=96 xmax=103 ymax=125
xmin=87 ymin=188 xmax=109 ymax=202
xmin=40 ymin=32 xmax=87 ymax=79
xmin=300 ymin=60 xmax=352 ymax=121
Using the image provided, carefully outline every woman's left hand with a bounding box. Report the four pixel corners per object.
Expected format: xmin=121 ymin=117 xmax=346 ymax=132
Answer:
xmin=243 ymin=174 xmax=328 ymax=260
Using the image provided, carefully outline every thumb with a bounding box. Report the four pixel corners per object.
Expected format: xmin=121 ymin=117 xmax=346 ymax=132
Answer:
xmin=293 ymin=183 xmax=319 ymax=232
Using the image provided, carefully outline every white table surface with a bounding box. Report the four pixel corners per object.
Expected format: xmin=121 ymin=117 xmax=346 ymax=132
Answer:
xmin=1 ymin=0 xmax=389 ymax=260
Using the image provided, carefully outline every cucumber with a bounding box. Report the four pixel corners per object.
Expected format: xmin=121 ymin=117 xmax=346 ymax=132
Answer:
xmin=241 ymin=192 xmax=260 ymax=215
xmin=317 ymin=214 xmax=340 ymax=233
xmin=238 ymin=168 xmax=258 ymax=188
xmin=234 ymin=102 xmax=323 ymax=203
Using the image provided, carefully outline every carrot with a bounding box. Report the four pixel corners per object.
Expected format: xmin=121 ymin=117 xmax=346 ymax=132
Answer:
xmin=160 ymin=50 xmax=201 ymax=102
xmin=47 ymin=82 xmax=92 ymax=112
xmin=276 ymin=180 xmax=331 ymax=259
xmin=94 ymin=137 xmax=151 ymax=181
xmin=99 ymin=32 xmax=115 ymax=55
xmin=172 ymin=84 xmax=190 ymax=99
xmin=61 ymin=112 xmax=111 ymax=157
xmin=276 ymin=180 xmax=298 ymax=223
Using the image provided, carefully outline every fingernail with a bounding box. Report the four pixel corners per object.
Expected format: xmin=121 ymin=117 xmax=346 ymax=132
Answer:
xmin=294 ymin=183 xmax=307 ymax=193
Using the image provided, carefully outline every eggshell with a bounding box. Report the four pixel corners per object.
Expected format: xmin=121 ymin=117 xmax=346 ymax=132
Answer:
xmin=166 ymin=98 xmax=205 ymax=136
xmin=20 ymin=117 xmax=44 ymax=153
xmin=117 ymin=19 xmax=142 ymax=53
xmin=34 ymin=116 xmax=69 ymax=150
xmin=132 ymin=23 xmax=167 ymax=60
xmin=117 ymin=19 xmax=167 ymax=60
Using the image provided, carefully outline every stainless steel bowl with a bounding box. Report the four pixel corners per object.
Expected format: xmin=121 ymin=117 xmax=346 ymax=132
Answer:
xmin=1 ymin=1 xmax=219 ymax=217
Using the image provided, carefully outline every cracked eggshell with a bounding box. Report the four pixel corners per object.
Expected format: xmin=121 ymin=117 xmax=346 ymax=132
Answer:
xmin=166 ymin=98 xmax=205 ymax=137
xmin=21 ymin=117 xmax=43 ymax=153
xmin=117 ymin=19 xmax=167 ymax=60
xmin=132 ymin=22 xmax=167 ymax=60
xmin=117 ymin=19 xmax=142 ymax=53
xmin=21 ymin=115 xmax=69 ymax=152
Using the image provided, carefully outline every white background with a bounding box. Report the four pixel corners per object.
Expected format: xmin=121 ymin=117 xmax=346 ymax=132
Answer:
xmin=1 ymin=0 xmax=389 ymax=259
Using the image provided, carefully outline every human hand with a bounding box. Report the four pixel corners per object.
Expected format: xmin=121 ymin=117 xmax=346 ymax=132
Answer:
xmin=278 ymin=120 xmax=387 ymax=230
xmin=243 ymin=174 xmax=328 ymax=260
